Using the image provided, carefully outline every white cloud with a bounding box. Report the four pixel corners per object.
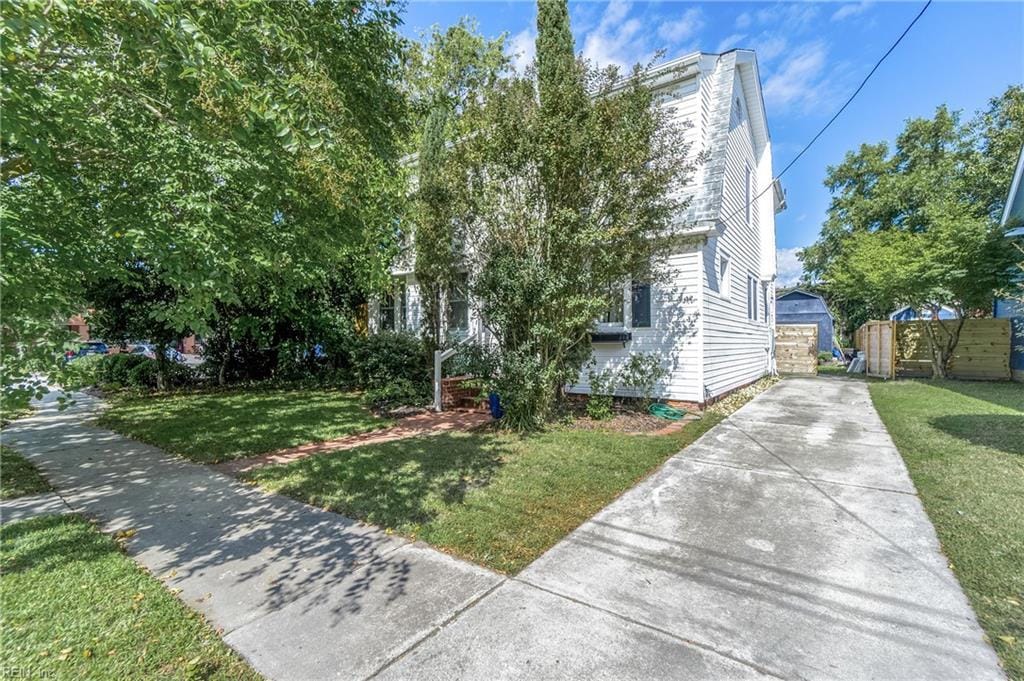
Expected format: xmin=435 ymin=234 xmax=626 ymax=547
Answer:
xmin=735 ymin=12 xmax=752 ymax=29
xmin=750 ymin=34 xmax=787 ymax=63
xmin=508 ymin=28 xmax=535 ymax=74
xmin=657 ymin=8 xmax=703 ymax=44
xmin=762 ymin=41 xmax=829 ymax=111
xmin=755 ymin=3 xmax=819 ymax=29
xmin=716 ymin=33 xmax=745 ymax=54
xmin=831 ymin=1 xmax=872 ymax=22
xmin=581 ymin=0 xmax=647 ymax=69
xmin=776 ymin=247 xmax=805 ymax=288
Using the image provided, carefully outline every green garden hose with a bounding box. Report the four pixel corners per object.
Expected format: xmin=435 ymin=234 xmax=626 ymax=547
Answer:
xmin=649 ymin=403 xmax=685 ymax=421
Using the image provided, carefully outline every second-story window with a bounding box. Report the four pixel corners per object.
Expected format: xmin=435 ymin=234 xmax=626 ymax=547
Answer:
xmin=745 ymin=163 xmax=752 ymax=227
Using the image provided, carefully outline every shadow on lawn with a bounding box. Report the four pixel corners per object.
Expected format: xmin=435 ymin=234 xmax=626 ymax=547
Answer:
xmin=925 ymin=379 xmax=1024 ymax=413
xmin=248 ymin=432 xmax=507 ymax=529
xmin=929 ymin=414 xmax=1024 ymax=456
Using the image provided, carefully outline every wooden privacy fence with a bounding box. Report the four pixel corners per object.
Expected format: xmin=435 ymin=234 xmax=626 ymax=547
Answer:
xmin=858 ymin=320 xmax=895 ymax=378
xmin=775 ymin=324 xmax=818 ymax=374
xmin=856 ymin=318 xmax=1012 ymax=380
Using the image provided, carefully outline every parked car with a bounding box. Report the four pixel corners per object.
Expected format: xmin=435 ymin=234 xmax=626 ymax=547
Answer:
xmin=130 ymin=344 xmax=185 ymax=363
xmin=65 ymin=341 xmax=109 ymax=360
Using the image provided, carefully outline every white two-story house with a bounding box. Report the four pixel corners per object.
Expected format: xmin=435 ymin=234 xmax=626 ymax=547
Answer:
xmin=374 ymin=49 xmax=785 ymax=405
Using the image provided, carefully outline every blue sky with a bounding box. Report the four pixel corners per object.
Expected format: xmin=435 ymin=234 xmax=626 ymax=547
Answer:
xmin=398 ymin=1 xmax=1023 ymax=285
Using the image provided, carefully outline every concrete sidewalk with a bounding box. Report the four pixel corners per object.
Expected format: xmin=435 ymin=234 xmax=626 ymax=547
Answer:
xmin=2 ymin=395 xmax=503 ymax=680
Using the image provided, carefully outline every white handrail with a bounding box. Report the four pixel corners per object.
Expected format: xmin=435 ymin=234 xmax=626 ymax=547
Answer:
xmin=433 ymin=332 xmax=479 ymax=411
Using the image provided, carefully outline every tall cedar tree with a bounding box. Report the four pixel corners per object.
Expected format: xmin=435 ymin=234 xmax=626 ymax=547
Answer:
xmin=462 ymin=0 xmax=697 ymax=427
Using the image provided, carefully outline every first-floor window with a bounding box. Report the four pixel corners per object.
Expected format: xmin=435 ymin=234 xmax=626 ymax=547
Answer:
xmin=447 ymin=273 xmax=469 ymax=334
xmin=379 ymin=289 xmax=396 ymax=331
xmin=631 ymin=281 xmax=651 ymax=328
xmin=599 ymin=284 xmax=624 ymax=324
xmin=379 ymin=277 xmax=406 ymax=331
xmin=398 ymin=279 xmax=408 ymax=330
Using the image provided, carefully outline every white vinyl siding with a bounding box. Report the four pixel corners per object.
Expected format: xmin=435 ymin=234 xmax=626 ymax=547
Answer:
xmin=568 ymin=246 xmax=704 ymax=402
xmin=700 ymin=68 xmax=773 ymax=399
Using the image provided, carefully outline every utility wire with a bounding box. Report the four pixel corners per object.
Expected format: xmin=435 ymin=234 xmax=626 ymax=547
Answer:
xmin=724 ymin=0 xmax=933 ymax=223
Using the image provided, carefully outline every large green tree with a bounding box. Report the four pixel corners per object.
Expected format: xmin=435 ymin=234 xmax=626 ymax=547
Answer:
xmin=408 ymin=20 xmax=507 ymax=347
xmin=1 ymin=0 xmax=408 ymax=406
xmin=802 ymin=86 xmax=1024 ymax=376
xmin=456 ymin=0 xmax=697 ymax=428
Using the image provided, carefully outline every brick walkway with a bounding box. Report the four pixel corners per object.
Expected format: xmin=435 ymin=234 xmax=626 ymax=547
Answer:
xmin=213 ymin=409 xmax=492 ymax=476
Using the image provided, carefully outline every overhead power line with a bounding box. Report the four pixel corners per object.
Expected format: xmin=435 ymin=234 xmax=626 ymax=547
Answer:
xmin=725 ymin=0 xmax=933 ymax=224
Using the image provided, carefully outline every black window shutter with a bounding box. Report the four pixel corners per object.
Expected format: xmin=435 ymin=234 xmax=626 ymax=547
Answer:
xmin=631 ymin=282 xmax=651 ymax=328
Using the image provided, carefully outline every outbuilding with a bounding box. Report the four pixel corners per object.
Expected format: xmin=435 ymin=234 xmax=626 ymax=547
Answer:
xmin=775 ymin=289 xmax=834 ymax=353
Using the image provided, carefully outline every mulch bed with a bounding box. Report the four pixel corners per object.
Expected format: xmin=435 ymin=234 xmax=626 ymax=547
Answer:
xmin=571 ymin=411 xmax=674 ymax=433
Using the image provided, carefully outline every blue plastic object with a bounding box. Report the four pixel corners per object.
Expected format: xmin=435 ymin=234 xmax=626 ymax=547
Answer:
xmin=488 ymin=392 xmax=504 ymax=419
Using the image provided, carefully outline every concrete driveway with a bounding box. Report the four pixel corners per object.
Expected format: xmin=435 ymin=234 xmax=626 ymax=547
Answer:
xmin=378 ymin=377 xmax=1004 ymax=680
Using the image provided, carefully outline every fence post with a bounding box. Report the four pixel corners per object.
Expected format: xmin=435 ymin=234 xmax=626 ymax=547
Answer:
xmin=889 ymin=320 xmax=897 ymax=379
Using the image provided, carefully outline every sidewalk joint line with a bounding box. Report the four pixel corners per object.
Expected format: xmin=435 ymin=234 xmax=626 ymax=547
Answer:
xmin=514 ymin=577 xmax=790 ymax=680
xmin=681 ymin=456 xmax=918 ymax=496
xmin=363 ymin=578 xmax=507 ymax=680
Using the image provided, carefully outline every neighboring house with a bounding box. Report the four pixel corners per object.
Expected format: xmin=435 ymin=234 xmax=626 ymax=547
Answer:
xmin=775 ymin=290 xmax=834 ymax=353
xmin=889 ymin=305 xmax=959 ymax=321
xmin=1002 ymin=143 xmax=1024 ymax=237
xmin=998 ymin=143 xmax=1024 ymax=381
xmin=373 ymin=49 xmax=785 ymax=404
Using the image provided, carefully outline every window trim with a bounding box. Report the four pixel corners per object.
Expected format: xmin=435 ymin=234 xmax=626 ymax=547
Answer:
xmin=747 ymin=273 xmax=757 ymax=321
xmin=719 ymin=252 xmax=732 ymax=300
xmin=762 ymin=282 xmax=770 ymax=325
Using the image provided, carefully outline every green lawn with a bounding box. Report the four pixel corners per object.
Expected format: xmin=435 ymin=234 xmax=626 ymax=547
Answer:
xmin=246 ymin=415 xmax=723 ymax=574
xmin=1 ymin=515 xmax=259 ymax=680
xmin=868 ymin=380 xmax=1023 ymax=678
xmin=97 ymin=388 xmax=391 ymax=464
xmin=1 ymin=446 xmax=53 ymax=499
xmin=817 ymin=363 xmax=850 ymax=376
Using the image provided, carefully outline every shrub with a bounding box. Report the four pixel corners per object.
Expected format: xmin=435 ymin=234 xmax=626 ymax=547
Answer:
xmin=445 ymin=341 xmax=499 ymax=381
xmin=125 ymin=359 xmax=198 ymax=389
xmin=97 ymin=353 xmax=150 ymax=386
xmin=362 ymin=378 xmax=430 ymax=412
xmin=586 ymin=365 xmax=617 ymax=420
xmin=351 ymin=333 xmax=431 ymax=391
xmin=492 ymin=350 xmax=550 ymax=430
xmin=63 ymin=354 xmax=104 ymax=389
xmin=619 ymin=353 xmax=668 ymax=407
xmin=818 ymin=351 xmax=834 ymax=363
